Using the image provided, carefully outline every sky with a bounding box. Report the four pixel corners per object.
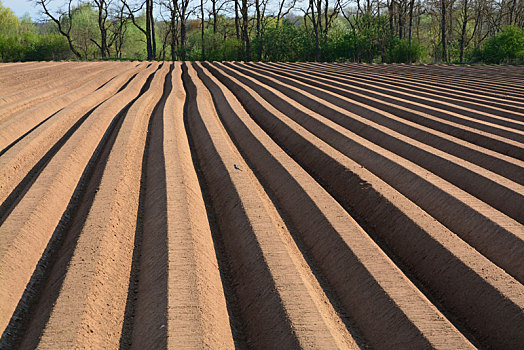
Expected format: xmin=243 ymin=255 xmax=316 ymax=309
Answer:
xmin=2 ymin=0 xmax=167 ymax=21
xmin=2 ymin=0 xmax=304 ymax=22
xmin=2 ymin=0 xmax=48 ymax=20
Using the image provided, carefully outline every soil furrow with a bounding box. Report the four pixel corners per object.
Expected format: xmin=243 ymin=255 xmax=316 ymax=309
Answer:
xmin=350 ymin=63 xmax=524 ymax=93
xmin=0 ymin=62 xmax=146 ymax=209
xmin=0 ymin=65 xmax=132 ymax=151
xmin=0 ymin=62 xmax=114 ymax=107
xmin=28 ymin=63 xmax=167 ymax=349
xmin=126 ymin=62 xmax=236 ymax=349
xmin=0 ymin=61 xmax=521 ymax=350
xmin=296 ymin=62 xmax=524 ymax=112
xmin=0 ymin=62 xmax=75 ymax=94
xmin=238 ymin=62 xmax=524 ymax=160
xmin=223 ymin=62 xmax=524 ymax=225
xmin=204 ymin=61 xmax=524 ymax=349
xmin=0 ymin=63 xmax=161 ymax=344
xmin=333 ymin=63 xmax=524 ymax=101
xmin=279 ymin=62 xmax=524 ymax=122
xmin=239 ymin=65 xmax=524 ymax=185
xmin=258 ymin=62 xmax=524 ymax=142
xmin=0 ymin=62 xmax=114 ymax=121
xmin=184 ymin=62 xmax=360 ymax=349
xmin=195 ymin=62 xmax=475 ymax=349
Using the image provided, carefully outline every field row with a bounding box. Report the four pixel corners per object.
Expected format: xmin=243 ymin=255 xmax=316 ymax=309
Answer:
xmin=0 ymin=61 xmax=523 ymax=349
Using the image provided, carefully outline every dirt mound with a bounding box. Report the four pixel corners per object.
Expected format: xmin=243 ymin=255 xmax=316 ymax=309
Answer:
xmin=0 ymin=61 xmax=522 ymax=349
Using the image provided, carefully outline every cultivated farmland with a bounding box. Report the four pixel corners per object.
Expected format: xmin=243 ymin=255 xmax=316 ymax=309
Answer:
xmin=0 ymin=61 xmax=523 ymax=349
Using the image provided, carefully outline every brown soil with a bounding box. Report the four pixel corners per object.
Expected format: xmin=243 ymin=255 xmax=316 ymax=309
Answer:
xmin=0 ymin=61 xmax=522 ymax=350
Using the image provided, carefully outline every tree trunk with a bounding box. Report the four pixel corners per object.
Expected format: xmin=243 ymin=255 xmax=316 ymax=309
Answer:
xmin=39 ymin=0 xmax=82 ymax=59
xmin=256 ymin=0 xmax=261 ymax=60
xmin=447 ymin=0 xmax=452 ymax=55
xmin=235 ymin=0 xmax=240 ymax=40
xmin=310 ymin=0 xmax=321 ymax=61
xmin=201 ymin=0 xmax=205 ymax=60
xmin=324 ymin=0 xmax=328 ymax=39
xmin=389 ymin=0 xmax=394 ymax=37
xmin=150 ymin=0 xmax=156 ymax=59
xmin=509 ymin=0 xmax=517 ymax=25
xmin=96 ymin=1 xmax=108 ymax=58
xmin=181 ymin=5 xmax=187 ymax=61
xmin=213 ymin=0 xmax=217 ymax=33
xmin=398 ymin=1 xmax=404 ymax=39
xmin=459 ymin=0 xmax=468 ymax=63
xmin=67 ymin=37 xmax=83 ymax=59
xmin=145 ymin=0 xmax=153 ymax=59
xmin=408 ymin=0 xmax=415 ymax=43
xmin=241 ymin=0 xmax=251 ymax=61
xmin=170 ymin=8 xmax=176 ymax=61
xmin=416 ymin=0 xmax=421 ymax=41
xmin=234 ymin=0 xmax=241 ymax=60
xmin=441 ymin=0 xmax=447 ymax=62
xmin=316 ymin=0 xmax=323 ymax=41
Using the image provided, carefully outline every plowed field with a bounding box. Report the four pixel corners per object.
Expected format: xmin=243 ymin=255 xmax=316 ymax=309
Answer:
xmin=0 ymin=61 xmax=523 ymax=349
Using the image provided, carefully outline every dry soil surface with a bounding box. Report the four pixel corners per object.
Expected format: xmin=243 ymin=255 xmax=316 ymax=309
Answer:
xmin=0 ymin=61 xmax=523 ymax=349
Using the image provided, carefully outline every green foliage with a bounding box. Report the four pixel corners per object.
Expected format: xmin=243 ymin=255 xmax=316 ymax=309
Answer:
xmin=0 ymin=1 xmax=70 ymax=62
xmin=204 ymin=32 xmax=243 ymax=61
xmin=253 ymin=20 xmax=315 ymax=61
xmin=322 ymin=15 xmax=389 ymax=63
xmin=66 ymin=3 xmax=100 ymax=58
xmin=479 ymin=25 xmax=524 ymax=64
xmin=0 ymin=1 xmax=19 ymax=36
xmin=384 ymin=38 xmax=424 ymax=63
xmin=0 ymin=32 xmax=71 ymax=61
xmin=0 ymin=1 xmax=521 ymax=63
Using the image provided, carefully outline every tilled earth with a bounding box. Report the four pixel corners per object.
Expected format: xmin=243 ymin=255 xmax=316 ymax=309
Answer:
xmin=0 ymin=61 xmax=523 ymax=349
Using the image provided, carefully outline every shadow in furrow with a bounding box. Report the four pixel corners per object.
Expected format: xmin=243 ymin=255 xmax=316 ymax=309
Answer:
xmin=244 ymin=63 xmax=524 ymax=159
xmin=119 ymin=63 xmax=172 ymax=350
xmin=93 ymin=62 xmax=140 ymax=93
xmin=0 ymin=109 xmax=63 ymax=158
xmin=180 ymin=62 xmax=248 ymax=349
xmin=116 ymin=72 xmax=139 ymax=93
xmin=0 ymin=67 xmax=159 ymax=350
xmin=192 ymin=62 xmax=368 ymax=348
xmin=234 ymin=63 xmax=524 ymax=186
xmin=0 ymin=69 xmax=142 ymax=226
xmin=203 ymin=62 xmax=523 ymax=349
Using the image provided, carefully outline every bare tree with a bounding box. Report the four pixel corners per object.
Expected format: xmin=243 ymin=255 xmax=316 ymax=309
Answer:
xmin=234 ymin=0 xmax=240 ymax=41
xmin=36 ymin=0 xmax=82 ymax=59
xmin=441 ymin=0 xmax=447 ymax=61
xmin=108 ymin=2 xmax=129 ymax=58
xmin=307 ymin=0 xmax=322 ymax=61
xmin=276 ymin=0 xmax=297 ymax=26
xmin=241 ymin=0 xmax=250 ymax=60
xmin=91 ymin=0 xmax=111 ymax=58
xmin=408 ymin=0 xmax=415 ymax=42
xmin=458 ymin=0 xmax=469 ymax=62
xmin=201 ymin=0 xmax=205 ymax=59
xmin=307 ymin=0 xmax=340 ymax=61
xmin=149 ymin=0 xmax=156 ymax=57
xmin=509 ymin=0 xmax=517 ymax=25
xmin=121 ymin=0 xmax=156 ymax=59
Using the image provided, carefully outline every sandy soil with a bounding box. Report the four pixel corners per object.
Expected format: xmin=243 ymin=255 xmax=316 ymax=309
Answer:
xmin=0 ymin=61 xmax=522 ymax=349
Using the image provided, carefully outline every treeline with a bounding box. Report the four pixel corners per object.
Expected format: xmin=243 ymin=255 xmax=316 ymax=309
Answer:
xmin=0 ymin=0 xmax=523 ymax=63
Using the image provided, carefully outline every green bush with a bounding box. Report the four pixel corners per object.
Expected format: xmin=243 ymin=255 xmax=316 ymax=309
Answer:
xmin=0 ymin=32 xmax=71 ymax=62
xmin=253 ymin=21 xmax=315 ymax=62
xmin=384 ymin=38 xmax=423 ymax=63
xmin=204 ymin=33 xmax=242 ymax=61
xmin=480 ymin=25 xmax=524 ymax=64
xmin=322 ymin=15 xmax=384 ymax=62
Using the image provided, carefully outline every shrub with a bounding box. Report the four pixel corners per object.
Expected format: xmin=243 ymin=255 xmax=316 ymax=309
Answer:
xmin=480 ymin=25 xmax=524 ymax=64
xmin=385 ymin=38 xmax=424 ymax=63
